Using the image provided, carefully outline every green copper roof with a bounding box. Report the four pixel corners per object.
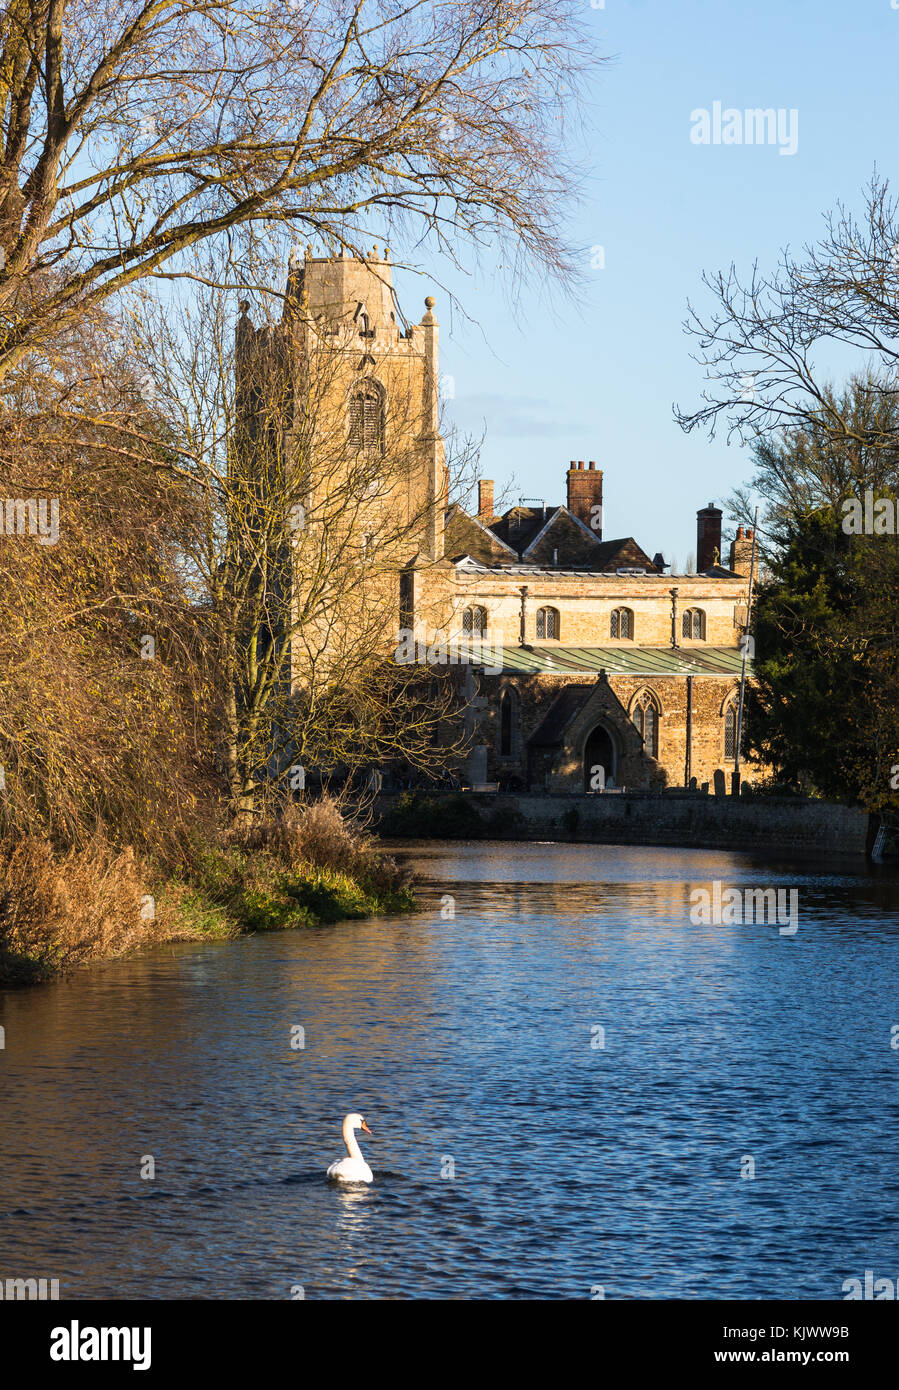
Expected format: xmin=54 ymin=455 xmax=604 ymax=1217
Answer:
xmin=496 ymin=645 xmax=748 ymax=676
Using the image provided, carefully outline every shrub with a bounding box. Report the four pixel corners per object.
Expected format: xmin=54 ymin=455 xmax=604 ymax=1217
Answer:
xmin=0 ymin=834 xmax=156 ymax=984
xmin=381 ymin=791 xmax=485 ymax=839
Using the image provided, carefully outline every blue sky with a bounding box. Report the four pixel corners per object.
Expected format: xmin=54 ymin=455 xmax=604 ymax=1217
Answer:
xmin=391 ymin=0 xmax=899 ymax=567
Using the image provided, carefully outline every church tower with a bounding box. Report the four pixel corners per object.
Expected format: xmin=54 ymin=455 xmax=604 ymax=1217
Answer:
xmin=281 ymin=246 xmax=446 ymax=562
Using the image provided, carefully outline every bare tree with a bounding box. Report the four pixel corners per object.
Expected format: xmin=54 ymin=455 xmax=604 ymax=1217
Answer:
xmin=0 ymin=306 xmax=213 ymax=857
xmin=676 ymin=175 xmax=899 ymax=463
xmin=119 ymin=266 xmax=474 ymax=819
xmin=0 ymin=0 xmax=594 ymax=381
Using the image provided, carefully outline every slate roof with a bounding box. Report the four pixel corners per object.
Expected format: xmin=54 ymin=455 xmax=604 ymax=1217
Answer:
xmin=444 ymin=504 xmax=518 ymax=566
xmin=483 ymin=504 xmax=659 ymax=571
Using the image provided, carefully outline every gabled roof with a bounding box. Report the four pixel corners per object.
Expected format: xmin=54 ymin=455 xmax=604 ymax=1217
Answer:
xmin=520 ymin=504 xmax=597 ymax=557
xmin=444 ymin=503 xmax=518 ymax=566
xmin=528 ymin=684 xmax=594 ymax=746
xmin=447 ymin=499 xmax=661 ymax=572
xmin=698 ymin=563 xmax=741 ymax=579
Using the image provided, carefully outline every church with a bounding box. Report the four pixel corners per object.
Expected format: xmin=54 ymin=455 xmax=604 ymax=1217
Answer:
xmin=237 ymin=248 xmax=760 ymax=796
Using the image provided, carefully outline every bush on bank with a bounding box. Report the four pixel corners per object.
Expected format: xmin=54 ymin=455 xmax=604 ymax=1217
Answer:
xmin=0 ymin=799 xmax=415 ymax=987
xmin=380 ymin=791 xmax=526 ymax=840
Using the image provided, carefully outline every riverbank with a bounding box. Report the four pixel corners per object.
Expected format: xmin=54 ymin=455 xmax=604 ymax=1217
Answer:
xmin=0 ymin=803 xmax=415 ymax=987
xmin=376 ymin=789 xmax=873 ymax=857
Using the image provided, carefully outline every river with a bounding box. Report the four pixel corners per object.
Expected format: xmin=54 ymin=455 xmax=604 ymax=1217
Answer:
xmin=2 ymin=841 xmax=898 ymax=1299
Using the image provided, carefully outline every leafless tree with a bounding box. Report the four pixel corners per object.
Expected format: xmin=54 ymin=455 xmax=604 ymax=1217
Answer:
xmin=119 ymin=266 xmax=475 ymax=819
xmin=0 ymin=0 xmax=595 ymax=381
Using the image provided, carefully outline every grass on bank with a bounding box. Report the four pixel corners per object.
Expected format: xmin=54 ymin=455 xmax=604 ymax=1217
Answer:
xmin=0 ymin=799 xmax=415 ymax=987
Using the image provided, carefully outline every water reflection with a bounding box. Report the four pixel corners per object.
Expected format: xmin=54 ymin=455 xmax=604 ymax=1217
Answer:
xmin=2 ymin=841 xmax=899 ymax=1298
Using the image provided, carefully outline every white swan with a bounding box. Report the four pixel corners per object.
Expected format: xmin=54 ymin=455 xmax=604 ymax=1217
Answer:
xmin=326 ymin=1113 xmax=373 ymax=1183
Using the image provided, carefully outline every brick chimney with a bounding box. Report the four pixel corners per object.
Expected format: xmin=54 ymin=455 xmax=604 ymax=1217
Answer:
xmin=567 ymin=460 xmax=603 ymax=537
xmin=696 ymin=502 xmax=723 ymax=572
xmin=729 ymin=524 xmax=755 ymax=577
xmin=477 ymin=479 xmax=494 ymax=523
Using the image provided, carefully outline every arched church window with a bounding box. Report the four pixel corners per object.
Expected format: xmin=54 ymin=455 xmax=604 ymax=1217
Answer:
xmin=462 ymin=605 xmax=487 ymax=636
xmin=499 ymin=686 xmax=517 ymax=757
xmin=631 ymin=691 xmax=660 ymax=758
xmin=724 ymin=701 xmax=738 ymax=760
xmin=682 ymin=608 xmax=705 ymax=640
xmin=348 ymin=381 xmax=384 ymax=453
xmin=536 ymin=606 xmax=560 ymax=640
xmin=610 ymin=607 xmax=633 ymax=639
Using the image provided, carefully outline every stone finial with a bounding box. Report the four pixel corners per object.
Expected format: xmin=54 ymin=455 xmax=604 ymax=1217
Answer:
xmin=425 ymin=295 xmax=436 ymax=311
xmin=238 ymin=299 xmax=250 ymax=316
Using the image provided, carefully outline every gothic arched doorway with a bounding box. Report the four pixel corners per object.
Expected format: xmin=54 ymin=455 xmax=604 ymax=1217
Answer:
xmin=584 ymin=724 xmax=615 ymax=792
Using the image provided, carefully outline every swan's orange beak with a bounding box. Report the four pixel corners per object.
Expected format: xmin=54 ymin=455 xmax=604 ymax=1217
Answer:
xmin=361 ymin=1120 xmax=372 ymax=1135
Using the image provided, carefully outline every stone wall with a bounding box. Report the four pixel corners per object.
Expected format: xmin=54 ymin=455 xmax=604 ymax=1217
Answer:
xmin=376 ymin=791 xmax=871 ymax=856
xmin=406 ymin=567 xmax=750 ymax=650
xmin=478 ymin=670 xmax=744 ymax=792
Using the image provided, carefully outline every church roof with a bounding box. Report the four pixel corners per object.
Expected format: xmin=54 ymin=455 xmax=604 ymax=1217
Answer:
xmin=699 ymin=563 xmax=741 ymax=578
xmin=492 ymin=645 xmax=748 ymax=676
xmin=446 ymin=503 xmax=659 ymax=572
xmin=444 ymin=504 xmax=518 ymax=566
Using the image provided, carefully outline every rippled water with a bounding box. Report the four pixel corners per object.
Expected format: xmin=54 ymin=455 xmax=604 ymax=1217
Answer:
xmin=2 ymin=841 xmax=899 ymax=1299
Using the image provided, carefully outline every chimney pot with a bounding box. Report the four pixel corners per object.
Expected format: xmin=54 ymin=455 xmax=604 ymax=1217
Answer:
xmin=588 ymin=460 xmax=595 ymax=470
xmin=566 ymin=459 xmax=603 ymax=536
xmin=729 ymin=522 xmax=755 ymax=576
xmin=477 ymin=479 xmax=494 ymax=523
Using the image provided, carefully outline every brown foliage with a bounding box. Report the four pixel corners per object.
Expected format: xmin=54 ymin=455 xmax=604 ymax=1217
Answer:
xmin=225 ymin=794 xmax=410 ymax=891
xmin=0 ymin=832 xmax=158 ymax=979
xmin=0 ymin=311 xmax=222 ymax=862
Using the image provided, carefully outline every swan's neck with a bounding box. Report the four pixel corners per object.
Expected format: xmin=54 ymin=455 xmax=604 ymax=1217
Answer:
xmin=343 ymin=1120 xmax=363 ymax=1161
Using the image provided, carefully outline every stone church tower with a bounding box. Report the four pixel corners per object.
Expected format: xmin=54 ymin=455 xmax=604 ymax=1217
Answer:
xmin=280 ymin=246 xmax=447 ymax=562
xmin=235 ymin=246 xmax=450 ymax=698
xmin=237 ymin=248 xmax=762 ymax=796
